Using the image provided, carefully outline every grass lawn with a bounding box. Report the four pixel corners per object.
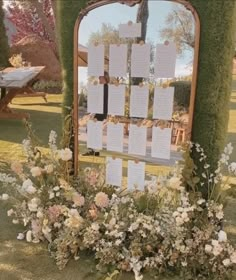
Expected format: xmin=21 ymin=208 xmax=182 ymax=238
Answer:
xmin=0 ymin=91 xmax=236 ymax=279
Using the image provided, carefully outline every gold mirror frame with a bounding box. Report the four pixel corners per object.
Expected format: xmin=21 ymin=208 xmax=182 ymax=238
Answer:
xmin=73 ymin=0 xmax=200 ymax=176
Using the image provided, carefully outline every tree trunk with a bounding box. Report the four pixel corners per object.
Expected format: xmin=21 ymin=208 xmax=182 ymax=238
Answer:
xmin=132 ymin=0 xmax=149 ymax=85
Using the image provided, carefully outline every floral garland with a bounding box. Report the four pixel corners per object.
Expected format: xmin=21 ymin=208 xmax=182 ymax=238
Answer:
xmin=0 ymin=131 xmax=236 ymax=280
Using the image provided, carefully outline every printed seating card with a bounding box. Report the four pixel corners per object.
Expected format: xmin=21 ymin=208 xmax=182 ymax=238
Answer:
xmin=128 ymin=124 xmax=147 ymax=156
xmin=109 ymin=44 xmax=127 ymax=77
xmin=131 ymin=43 xmax=150 ymax=78
xmin=107 ymin=123 xmax=124 ymax=152
xmin=108 ymin=84 xmax=125 ymax=116
xmin=87 ymin=120 xmax=103 ymax=150
xmin=106 ymin=157 xmax=122 ymax=187
xmin=151 ymin=127 xmax=172 ymax=159
xmin=127 ymin=160 xmax=145 ymax=191
xmin=130 ymin=85 xmax=149 ymax=118
xmin=153 ymin=87 xmax=174 ymax=120
xmin=88 ymin=44 xmax=104 ymax=76
xmin=154 ymin=42 xmax=176 ymax=78
xmin=119 ymin=22 xmax=141 ymax=38
xmin=87 ymin=84 xmax=104 ymax=114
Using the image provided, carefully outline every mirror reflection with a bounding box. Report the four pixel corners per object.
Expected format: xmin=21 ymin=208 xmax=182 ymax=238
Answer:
xmin=77 ymin=0 xmax=195 ymax=184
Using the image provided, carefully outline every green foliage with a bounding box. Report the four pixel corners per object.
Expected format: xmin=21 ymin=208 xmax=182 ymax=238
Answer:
xmin=190 ymin=0 xmax=236 ymax=176
xmin=57 ymin=0 xmax=86 ymax=117
xmin=169 ymin=81 xmax=191 ymax=109
xmin=0 ymin=0 xmax=10 ymax=67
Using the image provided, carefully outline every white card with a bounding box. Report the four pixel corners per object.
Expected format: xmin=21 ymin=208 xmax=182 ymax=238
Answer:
xmin=127 ymin=160 xmax=145 ymax=191
xmin=151 ymin=127 xmax=172 ymax=159
xmin=153 ymin=87 xmax=174 ymax=120
xmin=106 ymin=157 xmax=122 ymax=187
xmin=130 ymin=85 xmax=149 ymax=118
xmin=128 ymin=124 xmax=147 ymax=156
xmin=107 ymin=123 xmax=124 ymax=152
xmin=87 ymin=120 xmax=103 ymax=150
xmin=109 ymin=44 xmax=127 ymax=77
xmin=119 ymin=22 xmax=141 ymax=38
xmin=108 ymin=85 xmax=125 ymax=116
xmin=131 ymin=43 xmax=150 ymax=78
xmin=87 ymin=84 xmax=104 ymax=114
xmin=88 ymin=44 xmax=104 ymax=76
xmin=154 ymin=42 xmax=176 ymax=78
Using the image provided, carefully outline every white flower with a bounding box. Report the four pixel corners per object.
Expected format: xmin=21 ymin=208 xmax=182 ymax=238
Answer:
xmin=53 ymin=186 xmax=60 ymax=191
xmin=17 ymin=233 xmax=25 ymax=240
xmin=7 ymin=209 xmax=14 ymax=216
xmin=218 ymin=230 xmax=227 ymax=242
xmin=169 ymin=177 xmax=182 ymax=190
xmin=30 ymin=167 xmax=42 ymax=177
xmin=72 ymin=193 xmax=85 ymax=207
xmin=176 ymin=216 xmax=184 ymax=226
xmin=91 ymin=223 xmax=99 ymax=231
xmin=224 ymin=143 xmax=233 ymax=155
xmin=222 ymin=259 xmax=231 ymax=267
xmin=26 ymin=230 xmax=32 ymax=242
xmin=12 ymin=219 xmax=19 ymax=224
xmin=44 ymin=164 xmax=54 ymax=174
xmin=54 ymin=222 xmax=61 ymax=228
xmin=115 ymin=239 xmax=122 ymax=246
xmin=228 ymin=162 xmax=236 ymax=174
xmin=1 ymin=194 xmax=9 ymax=200
xmin=49 ymin=192 xmax=55 ymax=199
xmin=211 ymin=239 xmax=219 ymax=246
xmin=58 ymin=148 xmax=72 ymax=161
xmin=94 ymin=192 xmax=109 ymax=208
xmin=28 ymin=198 xmax=40 ymax=212
xmin=230 ymin=252 xmax=236 ymax=263
xmin=205 ymin=244 xmax=212 ymax=253
xmin=216 ymin=210 xmax=224 ymax=220
xmin=26 ymin=185 xmax=37 ymax=194
xmin=197 ymin=199 xmax=205 ymax=205
xmin=36 ymin=211 xmax=44 ymax=218
xmin=128 ymin=222 xmax=139 ymax=232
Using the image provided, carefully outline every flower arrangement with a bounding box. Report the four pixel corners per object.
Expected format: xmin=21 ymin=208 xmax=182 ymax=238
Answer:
xmin=0 ymin=131 xmax=236 ymax=280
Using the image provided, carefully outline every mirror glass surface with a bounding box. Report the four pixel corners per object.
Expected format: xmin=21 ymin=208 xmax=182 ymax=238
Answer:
xmin=77 ymin=0 xmax=195 ymax=183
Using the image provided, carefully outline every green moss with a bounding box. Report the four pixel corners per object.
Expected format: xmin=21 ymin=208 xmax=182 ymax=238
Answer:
xmin=188 ymin=0 xmax=236 ymax=196
xmin=0 ymin=0 xmax=10 ymax=67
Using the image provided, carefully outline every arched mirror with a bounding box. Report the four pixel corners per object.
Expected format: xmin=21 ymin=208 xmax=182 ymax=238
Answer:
xmin=73 ymin=0 xmax=200 ymax=187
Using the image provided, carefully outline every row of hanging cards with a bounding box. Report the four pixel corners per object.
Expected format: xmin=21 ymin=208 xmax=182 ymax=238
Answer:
xmin=87 ymin=121 xmax=172 ymax=160
xmin=87 ymin=85 xmax=174 ymax=120
xmin=88 ymin=42 xmax=176 ymax=78
xmin=106 ymin=157 xmax=146 ymax=190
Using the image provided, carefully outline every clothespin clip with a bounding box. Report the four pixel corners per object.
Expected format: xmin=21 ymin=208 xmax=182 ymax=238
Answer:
xmin=112 ymin=155 xmax=116 ymax=160
xmin=162 ymin=83 xmax=168 ymax=89
xmin=93 ymin=118 xmax=97 ymax=122
xmin=94 ymin=41 xmax=99 ymax=47
xmin=139 ymin=40 xmax=144 ymax=46
xmin=93 ymin=80 xmax=98 ymax=86
xmin=114 ymin=118 xmax=119 ymax=124
xmin=164 ymin=40 xmax=169 ymax=46
xmin=139 ymin=82 xmax=143 ymax=88
xmin=128 ymin=20 xmax=133 ymax=26
xmin=114 ymin=80 xmax=119 ymax=87
xmin=134 ymin=159 xmax=139 ymax=164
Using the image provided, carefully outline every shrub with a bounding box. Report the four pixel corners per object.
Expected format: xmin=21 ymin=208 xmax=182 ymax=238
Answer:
xmin=170 ymin=81 xmax=191 ymax=110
